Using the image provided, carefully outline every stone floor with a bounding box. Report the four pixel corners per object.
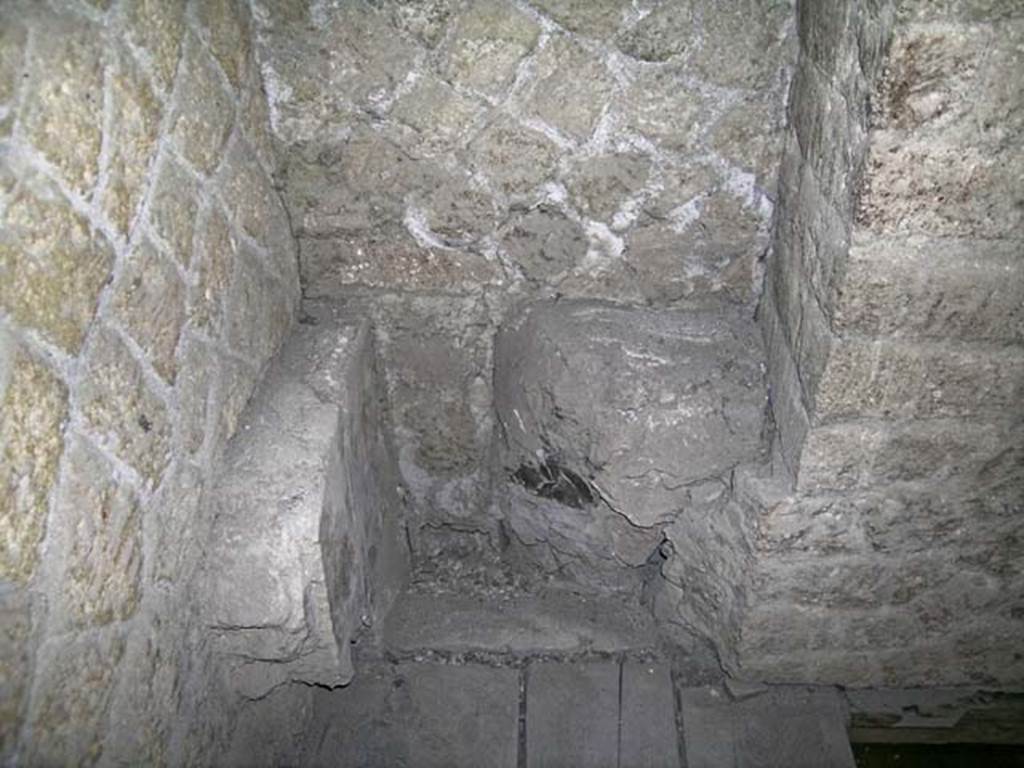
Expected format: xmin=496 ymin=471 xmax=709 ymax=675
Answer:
xmin=298 ymin=587 xmax=858 ymax=768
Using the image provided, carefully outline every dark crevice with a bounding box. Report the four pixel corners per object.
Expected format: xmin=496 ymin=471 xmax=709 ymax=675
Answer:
xmin=512 ymin=456 xmax=596 ymax=508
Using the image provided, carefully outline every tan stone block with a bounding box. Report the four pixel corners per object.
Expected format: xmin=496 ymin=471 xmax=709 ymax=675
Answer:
xmin=52 ymin=436 xmax=142 ymax=628
xmin=0 ymin=346 xmax=67 ymax=584
xmin=692 ymin=0 xmax=793 ymax=89
xmin=620 ymin=65 xmax=707 ymax=152
xmin=238 ymin=56 xmax=277 ymax=173
xmin=0 ymin=16 xmax=27 ymax=138
xmin=466 ymin=116 xmax=557 ymax=198
xmin=171 ymin=36 xmax=234 ymax=176
xmin=530 ymin=0 xmax=630 ymax=39
xmin=196 ymin=0 xmax=251 ymax=89
xmin=101 ymin=46 xmax=162 ymax=236
xmin=148 ymin=156 xmax=199 ymax=267
xmin=0 ymin=586 xmax=31 ymax=759
xmin=149 ymin=462 xmax=204 ymax=584
xmin=389 ymin=75 xmax=483 ymax=157
xmin=225 ymin=250 xmax=291 ymax=363
xmin=26 ymin=630 xmax=126 ymax=767
xmin=80 ymin=329 xmax=171 ymax=489
xmin=218 ymin=140 xmax=292 ymax=256
xmin=0 ymin=169 xmax=114 ymax=353
xmin=21 ymin=14 xmax=104 ymax=196
xmin=212 ymin=353 xmax=258 ymax=450
xmin=189 ymin=205 xmax=235 ymax=338
xmin=527 ymin=36 xmax=614 ymax=140
xmin=110 ymin=238 xmax=187 ymax=383
xmin=175 ymin=335 xmax=214 ymax=456
xmin=124 ymin=0 xmax=186 ymax=94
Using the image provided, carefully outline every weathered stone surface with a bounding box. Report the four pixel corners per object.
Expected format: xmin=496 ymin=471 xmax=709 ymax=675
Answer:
xmin=617 ymin=1 xmax=694 ymax=62
xmin=149 ymin=156 xmax=199 ymax=267
xmin=219 ymin=139 xmax=291 ymax=255
xmin=210 ymin=353 xmax=258 ymax=452
xmin=692 ymin=0 xmax=794 ymax=89
xmin=196 ymin=0 xmax=250 ymax=89
xmin=493 ymin=300 xmax=766 ymax=589
xmin=467 ymin=116 xmax=558 ymax=198
xmin=111 ymin=238 xmax=187 ymax=383
xmin=225 ymin=248 xmax=291 ymax=364
xmin=124 ymin=0 xmax=186 ymax=94
xmin=530 ymin=0 xmax=630 ymax=39
xmin=307 ymin=663 xmax=519 ymax=768
xmin=79 ymin=328 xmax=171 ymax=489
xmin=527 ymin=661 xmax=619 ymax=768
xmin=527 ymin=37 xmax=614 ymax=140
xmin=620 ymin=662 xmax=682 ymax=768
xmin=0 ymin=17 xmax=26 ymax=111
xmin=441 ymin=0 xmax=540 ymax=99
xmin=50 ymin=436 xmax=142 ymax=629
xmin=0 ymin=345 xmax=67 ymax=584
xmin=407 ymin=169 xmax=497 ymax=245
xmin=0 ymin=584 xmax=30 ymax=761
xmin=203 ymin=310 xmax=407 ymax=697
xmin=0 ymin=164 xmax=114 ymax=353
xmin=712 ymin=95 xmax=787 ymax=189
xmin=21 ymin=13 xmax=104 ymax=196
xmin=190 ymin=205 xmax=236 ymax=338
xmin=222 ymin=683 xmax=314 ymax=768
xmin=501 ymin=206 xmax=588 ymax=282
xmin=620 ymin=66 xmax=707 ymax=151
xmin=374 ymin=0 xmax=458 ymax=48
xmin=102 ymin=46 xmax=162 ymax=235
xmin=567 ymin=154 xmax=650 ymax=222
xmin=171 ymin=36 xmax=235 ymax=175
xmin=390 ymin=75 xmax=483 ymax=157
xmin=26 ymin=630 xmax=126 ymax=767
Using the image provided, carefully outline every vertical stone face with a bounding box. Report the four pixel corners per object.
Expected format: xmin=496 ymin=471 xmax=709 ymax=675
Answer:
xmin=0 ymin=347 xmax=67 ymax=584
xmin=148 ymin=156 xmax=199 ymax=268
xmin=171 ymin=36 xmax=235 ymax=176
xmin=123 ymin=0 xmax=186 ymax=95
xmin=0 ymin=585 xmax=31 ymax=761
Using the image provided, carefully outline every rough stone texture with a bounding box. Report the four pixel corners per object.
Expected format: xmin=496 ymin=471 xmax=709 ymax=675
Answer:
xmin=251 ymin=0 xmax=795 ymax=553
xmin=0 ymin=2 xmax=300 ymax=764
xmin=493 ymin=299 xmax=766 ymax=591
xmin=202 ymin=307 xmax=408 ymax=699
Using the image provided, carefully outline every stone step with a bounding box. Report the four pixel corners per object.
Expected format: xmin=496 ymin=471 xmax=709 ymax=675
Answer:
xmin=382 ymin=588 xmax=661 ymax=658
xmin=679 ymin=685 xmax=855 ymax=768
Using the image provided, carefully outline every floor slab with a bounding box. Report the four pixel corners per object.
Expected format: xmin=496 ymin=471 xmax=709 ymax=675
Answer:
xmin=621 ymin=661 xmax=681 ymax=768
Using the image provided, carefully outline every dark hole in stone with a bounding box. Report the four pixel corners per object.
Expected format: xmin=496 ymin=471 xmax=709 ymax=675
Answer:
xmin=512 ymin=457 xmax=595 ymax=508
xmin=138 ymin=414 xmax=152 ymax=432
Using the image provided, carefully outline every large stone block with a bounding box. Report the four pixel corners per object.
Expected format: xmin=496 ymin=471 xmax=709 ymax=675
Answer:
xmin=148 ymin=156 xmax=199 ymax=268
xmin=493 ymin=299 xmax=766 ymax=588
xmin=110 ymin=237 xmax=187 ymax=384
xmin=203 ymin=308 xmax=408 ymax=698
xmin=123 ymin=0 xmax=186 ymax=95
xmin=389 ymin=75 xmax=484 ymax=158
xmin=500 ymin=206 xmax=588 ymax=283
xmin=102 ymin=46 xmax=162 ymax=236
xmin=49 ymin=436 xmax=142 ymax=629
xmin=195 ymin=0 xmax=251 ymax=90
xmin=224 ymin=246 xmax=291 ymax=364
xmin=0 ymin=584 xmax=30 ymax=761
xmin=616 ymin=1 xmax=694 ymax=62
xmin=21 ymin=12 xmax=104 ymax=196
xmin=218 ymin=140 xmax=291 ymax=258
xmin=171 ymin=35 xmax=235 ymax=176
xmin=0 ymin=164 xmax=114 ymax=354
xmin=692 ymin=0 xmax=793 ymax=89
xmin=530 ymin=0 xmax=630 ymax=39
xmin=189 ymin=204 xmax=236 ymax=339
xmin=0 ymin=343 xmax=68 ymax=584
xmin=466 ymin=116 xmax=558 ymax=199
xmin=79 ymin=328 xmax=171 ymax=490
xmin=526 ymin=36 xmax=614 ymax=140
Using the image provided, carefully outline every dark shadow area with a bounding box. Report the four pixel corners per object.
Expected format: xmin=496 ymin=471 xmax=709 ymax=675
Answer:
xmin=853 ymin=743 xmax=1024 ymax=768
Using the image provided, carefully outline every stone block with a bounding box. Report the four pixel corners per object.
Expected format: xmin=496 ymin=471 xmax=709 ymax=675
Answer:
xmin=441 ymin=0 xmax=540 ymax=99
xmin=836 ymin=235 xmax=1024 ymax=344
xmin=238 ymin=56 xmax=277 ymax=174
xmin=124 ymin=0 xmax=186 ymax=95
xmin=49 ymin=436 xmax=142 ymax=629
xmin=148 ymin=461 xmax=205 ymax=586
xmin=0 ymin=162 xmax=114 ymax=354
xmin=466 ymin=116 xmax=558 ymax=199
xmin=224 ymin=247 xmax=291 ymax=364
xmin=111 ymin=237 xmax=187 ymax=383
xmin=102 ymin=46 xmax=162 ymax=236
xmin=620 ymin=662 xmax=682 ymax=767
xmin=566 ymin=153 xmax=650 ymax=222
xmin=406 ymin=168 xmax=497 ymax=246
xmin=171 ymin=36 xmax=235 ymax=176
xmin=692 ymin=0 xmax=794 ymax=89
xmin=210 ymin=353 xmax=257 ymax=452
xmin=21 ymin=12 xmax=104 ymax=196
xmin=377 ymin=0 xmax=458 ymax=48
xmin=0 ymin=344 xmax=68 ymax=584
xmin=389 ymin=74 xmax=484 ymax=157
xmin=711 ymin=93 xmax=786 ymax=190
xmin=175 ymin=339 xmax=214 ymax=458
xmin=527 ymin=36 xmax=614 ymax=140
xmin=620 ymin=66 xmax=707 ymax=152
xmin=195 ymin=0 xmax=251 ymax=89
xmin=218 ymin=140 xmax=291 ymax=257
xmin=79 ymin=328 xmax=171 ymax=489
xmin=531 ymin=0 xmax=630 ymax=39
xmin=189 ymin=204 xmax=236 ymax=339
xmin=0 ymin=16 xmax=26 ymax=111
xmin=148 ymin=156 xmax=199 ymax=268
xmin=813 ymin=336 xmax=1024 ymax=423
xmin=0 ymin=584 xmax=30 ymax=761
xmin=500 ymin=206 xmax=588 ymax=283
xmin=26 ymin=629 xmax=126 ymax=767
xmin=203 ymin=309 xmax=408 ymax=697
xmin=616 ymin=1 xmax=694 ymax=62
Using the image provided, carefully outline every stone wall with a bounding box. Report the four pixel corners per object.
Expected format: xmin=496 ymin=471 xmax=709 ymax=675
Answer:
xmin=0 ymin=1 xmax=298 ymax=764
xmin=748 ymin=0 xmax=1024 ymax=687
xmin=251 ymin=0 xmax=796 ymax=552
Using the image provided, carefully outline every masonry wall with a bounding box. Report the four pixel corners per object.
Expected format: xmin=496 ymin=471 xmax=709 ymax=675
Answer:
xmin=0 ymin=1 xmax=298 ymax=763
xmin=750 ymin=0 xmax=1024 ymax=687
xmin=251 ymin=0 xmax=797 ymax=554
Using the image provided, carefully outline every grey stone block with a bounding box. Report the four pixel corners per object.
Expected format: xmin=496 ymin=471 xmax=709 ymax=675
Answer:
xmin=492 ymin=299 xmax=767 ymax=590
xmin=527 ymin=661 xmax=619 ymax=768
xmin=201 ymin=305 xmax=408 ymax=697
xmin=680 ymin=685 xmax=854 ymax=768
xmin=620 ymin=662 xmax=681 ymax=767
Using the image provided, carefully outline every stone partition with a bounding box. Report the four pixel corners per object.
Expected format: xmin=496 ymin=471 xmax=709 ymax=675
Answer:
xmin=250 ymin=0 xmax=797 ymax=552
xmin=749 ymin=0 xmax=1024 ymax=687
xmin=202 ymin=304 xmax=408 ymax=705
xmin=0 ymin=1 xmax=298 ymax=764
